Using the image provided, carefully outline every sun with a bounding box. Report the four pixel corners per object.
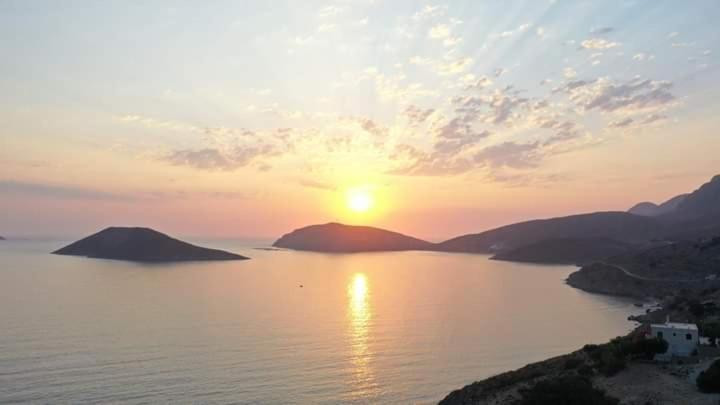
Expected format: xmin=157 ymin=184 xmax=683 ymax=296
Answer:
xmin=347 ymin=188 xmax=374 ymax=213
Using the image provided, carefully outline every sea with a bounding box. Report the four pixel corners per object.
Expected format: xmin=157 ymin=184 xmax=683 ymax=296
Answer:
xmin=0 ymin=238 xmax=643 ymax=404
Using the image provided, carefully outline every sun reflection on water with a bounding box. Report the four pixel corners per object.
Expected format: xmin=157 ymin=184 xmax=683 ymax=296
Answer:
xmin=347 ymin=273 xmax=377 ymax=398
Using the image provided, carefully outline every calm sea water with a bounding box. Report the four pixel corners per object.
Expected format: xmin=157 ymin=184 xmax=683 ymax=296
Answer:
xmin=0 ymin=239 xmax=642 ymax=404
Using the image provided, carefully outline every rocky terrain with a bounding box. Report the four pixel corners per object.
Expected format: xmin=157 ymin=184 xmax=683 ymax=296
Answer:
xmin=54 ymin=227 xmax=248 ymax=262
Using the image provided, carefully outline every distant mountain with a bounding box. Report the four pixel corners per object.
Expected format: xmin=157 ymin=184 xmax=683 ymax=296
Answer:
xmin=274 ymin=175 xmax=720 ymax=259
xmin=673 ymin=175 xmax=720 ymax=219
xmin=436 ymin=212 xmax=665 ymax=254
xmin=628 ymin=194 xmax=688 ymax=217
xmin=53 ymin=227 xmax=248 ymax=262
xmin=0 ymin=236 xmax=5 ymax=241
xmin=272 ymin=222 xmax=434 ymax=252
xmin=492 ymin=237 xmax=635 ymax=265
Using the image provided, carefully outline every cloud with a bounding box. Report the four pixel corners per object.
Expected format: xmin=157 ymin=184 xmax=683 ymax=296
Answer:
xmin=317 ymin=5 xmax=342 ymax=18
xmin=493 ymin=68 xmax=508 ymax=78
xmin=563 ymin=67 xmax=577 ymax=78
xmin=492 ymin=23 xmax=532 ymax=39
xmin=608 ymin=117 xmax=634 ymax=128
xmin=590 ymin=27 xmax=614 ymax=35
xmin=428 ymin=24 xmax=450 ymax=39
xmin=465 ymin=75 xmax=493 ymax=90
xmin=473 ymin=141 xmax=540 ymax=169
xmin=632 ymin=53 xmax=654 ymax=62
xmin=316 ymin=23 xmax=336 ymax=33
xmin=164 ymin=146 xmax=275 ymax=171
xmin=412 ymin=5 xmax=447 ymax=21
xmin=404 ymin=105 xmax=435 ymax=126
xmin=536 ymin=26 xmax=547 ymax=38
xmin=0 ymin=180 xmax=129 ymax=201
xmin=434 ymin=57 xmax=474 ymax=75
xmin=298 ymin=179 xmax=336 ymax=191
xmin=580 ymin=38 xmax=620 ymax=49
xmin=559 ymin=77 xmax=675 ymax=114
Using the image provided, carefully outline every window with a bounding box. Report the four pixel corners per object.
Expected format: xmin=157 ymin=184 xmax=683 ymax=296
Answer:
xmin=657 ymin=331 xmax=663 ymax=338
xmin=686 ymin=333 xmax=692 ymax=340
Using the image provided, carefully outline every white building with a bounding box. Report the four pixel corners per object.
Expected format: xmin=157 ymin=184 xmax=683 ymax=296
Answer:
xmin=649 ymin=321 xmax=699 ymax=360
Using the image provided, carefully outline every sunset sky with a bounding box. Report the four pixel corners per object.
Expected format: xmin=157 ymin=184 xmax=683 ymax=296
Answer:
xmin=1 ymin=0 xmax=719 ymax=240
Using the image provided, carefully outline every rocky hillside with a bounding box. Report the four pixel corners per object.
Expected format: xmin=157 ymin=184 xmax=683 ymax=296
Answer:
xmin=567 ymin=237 xmax=720 ymax=298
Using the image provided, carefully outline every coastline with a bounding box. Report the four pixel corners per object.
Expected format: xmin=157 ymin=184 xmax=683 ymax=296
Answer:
xmin=438 ymin=261 xmax=720 ymax=404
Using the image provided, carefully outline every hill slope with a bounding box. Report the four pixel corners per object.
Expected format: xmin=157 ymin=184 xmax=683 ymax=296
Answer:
xmin=567 ymin=236 xmax=720 ymax=297
xmin=492 ymin=237 xmax=635 ymax=265
xmin=628 ymin=194 xmax=688 ymax=217
xmin=272 ymin=222 xmax=433 ymax=252
xmin=54 ymin=227 xmax=248 ymax=262
xmin=673 ymin=175 xmax=720 ymax=219
xmin=437 ymin=212 xmax=665 ymax=254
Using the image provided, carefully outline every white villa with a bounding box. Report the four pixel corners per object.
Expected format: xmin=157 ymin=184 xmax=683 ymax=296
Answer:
xmin=649 ymin=320 xmax=699 ymax=360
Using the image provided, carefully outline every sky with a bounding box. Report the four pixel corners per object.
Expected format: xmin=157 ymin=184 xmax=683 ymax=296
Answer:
xmin=1 ymin=0 xmax=719 ymax=240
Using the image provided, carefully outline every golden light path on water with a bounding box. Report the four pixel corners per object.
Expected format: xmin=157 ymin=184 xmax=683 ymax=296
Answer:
xmin=347 ymin=273 xmax=378 ymax=399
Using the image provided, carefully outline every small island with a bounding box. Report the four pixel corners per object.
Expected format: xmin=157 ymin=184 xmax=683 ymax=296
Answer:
xmin=272 ymin=222 xmax=434 ymax=253
xmin=53 ymin=227 xmax=248 ymax=262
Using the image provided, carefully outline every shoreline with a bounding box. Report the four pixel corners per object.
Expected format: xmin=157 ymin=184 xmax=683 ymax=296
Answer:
xmin=438 ymin=261 xmax=720 ymax=404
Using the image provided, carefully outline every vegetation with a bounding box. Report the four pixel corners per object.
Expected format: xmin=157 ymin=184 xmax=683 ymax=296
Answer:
xmin=697 ymin=359 xmax=720 ymax=393
xmin=516 ymin=375 xmax=619 ymax=405
xmin=701 ymin=321 xmax=720 ymax=347
xmin=583 ymin=335 xmax=668 ymax=376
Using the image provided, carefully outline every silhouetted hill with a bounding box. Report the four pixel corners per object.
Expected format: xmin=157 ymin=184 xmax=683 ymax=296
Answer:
xmin=492 ymin=237 xmax=635 ymax=265
xmin=436 ymin=212 xmax=665 ymax=254
xmin=628 ymin=194 xmax=688 ymax=216
xmin=272 ymin=222 xmax=433 ymax=252
xmin=0 ymin=235 xmax=5 ymax=240
xmin=567 ymin=236 xmax=720 ymax=298
xmin=673 ymin=175 xmax=720 ymax=219
xmin=53 ymin=227 xmax=248 ymax=262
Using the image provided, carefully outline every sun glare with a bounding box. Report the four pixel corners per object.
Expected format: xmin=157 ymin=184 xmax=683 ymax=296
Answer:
xmin=347 ymin=188 xmax=374 ymax=213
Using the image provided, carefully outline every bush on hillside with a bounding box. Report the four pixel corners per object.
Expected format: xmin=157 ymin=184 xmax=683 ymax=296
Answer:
xmin=633 ymin=337 xmax=668 ymax=359
xmin=517 ymin=375 xmax=619 ymax=405
xmin=697 ymin=359 xmax=720 ymax=393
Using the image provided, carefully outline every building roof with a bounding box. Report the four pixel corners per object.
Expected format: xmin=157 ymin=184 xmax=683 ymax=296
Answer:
xmin=650 ymin=322 xmax=698 ymax=331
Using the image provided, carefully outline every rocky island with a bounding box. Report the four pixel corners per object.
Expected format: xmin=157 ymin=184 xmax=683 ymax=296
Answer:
xmin=273 ymin=222 xmax=433 ymax=253
xmin=53 ymin=227 xmax=248 ymax=262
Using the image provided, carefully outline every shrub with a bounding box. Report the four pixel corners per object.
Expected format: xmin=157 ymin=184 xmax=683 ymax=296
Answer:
xmin=517 ymin=375 xmax=619 ymax=405
xmin=597 ymin=349 xmax=626 ymax=377
xmin=578 ymin=364 xmax=595 ymax=377
xmin=633 ymin=337 xmax=668 ymax=359
xmin=702 ymin=322 xmax=720 ymax=346
xmin=697 ymin=360 xmax=720 ymax=393
xmin=564 ymin=357 xmax=583 ymax=370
